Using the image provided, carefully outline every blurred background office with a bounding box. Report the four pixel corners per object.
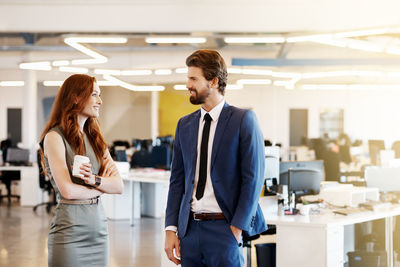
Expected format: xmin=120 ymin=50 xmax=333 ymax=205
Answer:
xmin=3 ymin=0 xmax=400 ymax=266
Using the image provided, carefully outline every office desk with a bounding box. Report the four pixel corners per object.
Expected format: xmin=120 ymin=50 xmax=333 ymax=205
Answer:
xmin=124 ymin=169 xmax=170 ymax=225
xmin=261 ymin=197 xmax=400 ymax=267
xmin=0 ymin=164 xmax=40 ymax=206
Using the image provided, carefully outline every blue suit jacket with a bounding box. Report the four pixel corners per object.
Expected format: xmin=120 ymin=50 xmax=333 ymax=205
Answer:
xmin=165 ymin=103 xmax=267 ymax=238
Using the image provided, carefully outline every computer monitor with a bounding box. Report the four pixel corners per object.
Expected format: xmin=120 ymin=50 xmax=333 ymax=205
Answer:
xmin=279 ymin=160 xmax=324 ymax=195
xmin=6 ymin=148 xmax=30 ymax=165
xmin=265 ymin=146 xmax=280 ymax=181
xmin=365 ymin=166 xmax=400 ymax=192
xmin=115 ymin=149 xmax=128 ymax=162
xmin=368 ymin=140 xmax=385 ymax=165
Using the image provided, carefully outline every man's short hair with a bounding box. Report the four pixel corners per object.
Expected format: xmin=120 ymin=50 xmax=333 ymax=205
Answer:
xmin=186 ymin=49 xmax=227 ymax=95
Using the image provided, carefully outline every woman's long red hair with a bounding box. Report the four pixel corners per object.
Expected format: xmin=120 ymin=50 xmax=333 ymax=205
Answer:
xmin=40 ymin=74 xmax=107 ymax=171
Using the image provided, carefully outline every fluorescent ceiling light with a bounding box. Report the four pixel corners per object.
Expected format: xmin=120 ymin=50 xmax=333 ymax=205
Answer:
xmin=224 ymin=36 xmax=285 ymax=43
xmin=97 ymin=81 xmax=118 ymax=86
xmin=103 ymin=75 xmax=136 ymax=91
xmin=271 ymin=72 xmax=301 ymax=78
xmin=65 ymin=38 xmax=108 ymax=65
xmin=120 ymin=70 xmax=152 ymax=76
xmin=387 ymin=72 xmax=400 ymax=78
xmin=273 ymin=80 xmax=292 ymax=87
xmin=134 ymin=86 xmax=165 ymax=92
xmin=347 ymin=40 xmax=384 ymax=53
xmin=59 ymin=66 xmax=88 ymax=73
xmin=300 ymin=84 xmax=399 ymax=91
xmin=19 ymin=61 xmax=51 ymax=71
xmin=145 ymin=37 xmax=206 ymax=44
xmin=237 ymin=79 xmax=271 ymax=85
xmin=226 ymin=84 xmax=243 ymax=90
xmin=0 ymin=81 xmax=24 ymax=87
xmin=301 ymin=84 xmax=347 ymax=90
xmin=311 ymin=38 xmax=348 ymax=48
xmin=241 ymin=69 xmax=272 ymax=75
xmin=155 ymin=69 xmax=172 ymax=75
xmin=174 ymin=83 xmax=241 ymax=90
xmin=173 ymin=84 xmax=187 ymax=90
xmin=351 ymin=71 xmax=383 ymax=77
xmin=94 ymin=69 xmax=121 ymax=75
xmin=319 ymin=84 xmax=348 ymax=90
xmin=44 ymin=80 xmax=116 ymax=87
xmin=302 ymin=70 xmax=383 ymax=79
xmin=227 ymin=68 xmax=242 ymax=74
xmin=286 ymin=34 xmax=333 ymax=43
xmin=71 ymin=58 xmax=107 ymax=65
xmin=43 ymin=81 xmax=63 ymax=86
xmin=64 ymin=37 xmax=127 ymax=44
xmin=385 ymin=47 xmax=400 ymax=55
xmin=52 ymin=60 xmax=70 ymax=66
xmin=175 ymin=68 xmax=188 ymax=74
xmin=334 ymin=29 xmax=388 ymax=38
xmin=103 ymin=75 xmax=164 ymax=91
xmin=301 ymin=84 xmax=318 ymax=90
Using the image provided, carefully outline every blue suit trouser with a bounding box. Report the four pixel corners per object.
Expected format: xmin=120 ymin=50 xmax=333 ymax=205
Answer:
xmin=180 ymin=218 xmax=244 ymax=267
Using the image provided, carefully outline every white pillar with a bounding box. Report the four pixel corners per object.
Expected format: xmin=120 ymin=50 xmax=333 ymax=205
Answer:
xmin=151 ymin=91 xmax=159 ymax=139
xmin=22 ymin=69 xmax=37 ymax=149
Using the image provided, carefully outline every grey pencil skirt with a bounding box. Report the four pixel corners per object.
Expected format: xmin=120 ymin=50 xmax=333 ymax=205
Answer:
xmin=48 ymin=201 xmax=109 ymax=267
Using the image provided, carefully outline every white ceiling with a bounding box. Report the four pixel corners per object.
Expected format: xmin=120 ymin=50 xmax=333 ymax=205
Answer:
xmin=2 ymin=0 xmax=400 ymax=89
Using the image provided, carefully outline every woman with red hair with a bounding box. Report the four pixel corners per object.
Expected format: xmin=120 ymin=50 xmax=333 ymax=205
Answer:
xmin=40 ymin=74 xmax=123 ymax=266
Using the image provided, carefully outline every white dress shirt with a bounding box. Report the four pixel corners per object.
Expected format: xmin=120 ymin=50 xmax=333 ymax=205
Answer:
xmin=165 ymin=100 xmax=225 ymax=233
xmin=191 ymin=99 xmax=225 ymax=213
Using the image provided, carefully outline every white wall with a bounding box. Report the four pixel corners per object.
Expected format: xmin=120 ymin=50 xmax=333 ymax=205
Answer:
xmin=1 ymin=0 xmax=400 ymax=33
xmin=99 ymin=86 xmax=152 ymax=144
xmin=0 ymin=87 xmax=23 ymax=141
xmin=226 ymin=86 xmax=400 ymax=151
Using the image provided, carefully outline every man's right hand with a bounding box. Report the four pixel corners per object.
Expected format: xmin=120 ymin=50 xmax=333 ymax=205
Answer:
xmin=164 ymin=230 xmax=181 ymax=265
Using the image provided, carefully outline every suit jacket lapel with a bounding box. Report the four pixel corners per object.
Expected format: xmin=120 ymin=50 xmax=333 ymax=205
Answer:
xmin=188 ymin=110 xmax=201 ymax=175
xmin=211 ymin=103 xmax=232 ymax=168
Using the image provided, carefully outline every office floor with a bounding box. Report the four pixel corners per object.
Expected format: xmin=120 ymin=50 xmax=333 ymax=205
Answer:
xmin=0 ymin=201 xmax=162 ymax=267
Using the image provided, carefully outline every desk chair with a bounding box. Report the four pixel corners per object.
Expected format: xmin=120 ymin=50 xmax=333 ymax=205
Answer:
xmin=392 ymin=141 xmax=400 ymax=158
xmin=151 ymin=145 xmax=171 ymax=169
xmin=0 ymin=170 xmax=20 ymax=204
xmin=130 ymin=150 xmax=152 ymax=168
xmin=243 ymin=225 xmax=276 ymax=267
xmin=33 ymin=151 xmax=56 ymax=213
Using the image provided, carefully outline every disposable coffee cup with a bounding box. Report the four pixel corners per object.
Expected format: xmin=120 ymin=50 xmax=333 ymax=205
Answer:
xmin=72 ymin=155 xmax=90 ymax=178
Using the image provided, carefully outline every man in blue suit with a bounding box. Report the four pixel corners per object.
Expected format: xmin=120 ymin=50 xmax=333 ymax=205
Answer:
xmin=164 ymin=49 xmax=266 ymax=266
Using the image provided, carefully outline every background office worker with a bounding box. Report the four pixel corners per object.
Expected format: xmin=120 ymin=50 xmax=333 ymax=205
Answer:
xmin=40 ymin=74 xmax=124 ymax=266
xmin=164 ymin=50 xmax=266 ymax=266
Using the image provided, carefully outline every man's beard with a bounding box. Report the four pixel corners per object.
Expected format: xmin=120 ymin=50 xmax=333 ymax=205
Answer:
xmin=189 ymin=86 xmax=210 ymax=105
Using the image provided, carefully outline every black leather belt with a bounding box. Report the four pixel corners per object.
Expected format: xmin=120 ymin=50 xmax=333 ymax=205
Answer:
xmin=190 ymin=212 xmax=226 ymax=221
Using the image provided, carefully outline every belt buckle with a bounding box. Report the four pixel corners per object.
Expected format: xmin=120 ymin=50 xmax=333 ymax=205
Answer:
xmin=193 ymin=213 xmax=202 ymax=221
xmin=90 ymin=198 xmax=98 ymax=204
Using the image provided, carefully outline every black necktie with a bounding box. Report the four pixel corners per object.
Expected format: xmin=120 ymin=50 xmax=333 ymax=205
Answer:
xmin=196 ymin=113 xmax=212 ymax=200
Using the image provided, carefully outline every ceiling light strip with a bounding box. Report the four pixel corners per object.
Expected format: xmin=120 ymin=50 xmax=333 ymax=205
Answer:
xmin=145 ymin=37 xmax=206 ymax=44
xmin=59 ymin=66 xmax=88 ymax=73
xmin=0 ymin=81 xmax=25 ymax=87
xmin=43 ymin=80 xmax=117 ymax=87
xmin=19 ymin=61 xmax=52 ymax=71
xmin=103 ymin=75 xmax=164 ymax=91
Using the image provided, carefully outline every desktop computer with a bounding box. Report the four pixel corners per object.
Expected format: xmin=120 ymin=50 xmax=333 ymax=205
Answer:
xmin=6 ymin=148 xmax=30 ymax=166
xmin=347 ymin=251 xmax=386 ymax=267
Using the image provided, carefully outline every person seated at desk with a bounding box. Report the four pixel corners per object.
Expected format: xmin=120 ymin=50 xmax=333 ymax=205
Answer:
xmin=324 ymin=141 xmax=341 ymax=182
xmin=0 ymin=139 xmax=21 ymax=203
xmin=338 ymin=133 xmax=352 ymax=165
xmin=0 ymin=137 xmax=12 ymax=165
